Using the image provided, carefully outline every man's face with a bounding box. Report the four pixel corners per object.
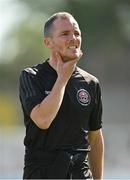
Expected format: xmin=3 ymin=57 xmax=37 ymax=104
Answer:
xmin=48 ymin=17 xmax=82 ymax=62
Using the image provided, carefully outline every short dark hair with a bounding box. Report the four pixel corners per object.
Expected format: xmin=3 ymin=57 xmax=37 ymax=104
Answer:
xmin=44 ymin=12 xmax=76 ymax=37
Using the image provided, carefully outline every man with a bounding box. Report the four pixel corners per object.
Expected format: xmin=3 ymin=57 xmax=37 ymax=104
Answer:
xmin=19 ymin=12 xmax=104 ymax=179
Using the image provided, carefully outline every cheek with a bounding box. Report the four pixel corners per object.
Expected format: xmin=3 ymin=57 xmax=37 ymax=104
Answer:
xmin=51 ymin=38 xmax=66 ymax=52
xmin=78 ymin=37 xmax=82 ymax=46
xmin=76 ymin=35 xmax=81 ymax=43
xmin=51 ymin=41 xmax=59 ymax=50
xmin=51 ymin=43 xmax=63 ymax=54
xmin=55 ymin=42 xmax=65 ymax=50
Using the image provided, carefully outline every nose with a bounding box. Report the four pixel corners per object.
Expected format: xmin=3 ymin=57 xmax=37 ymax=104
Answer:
xmin=68 ymin=33 xmax=77 ymax=41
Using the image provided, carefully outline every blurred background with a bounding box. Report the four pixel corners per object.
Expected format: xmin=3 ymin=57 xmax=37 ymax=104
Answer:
xmin=0 ymin=0 xmax=130 ymax=179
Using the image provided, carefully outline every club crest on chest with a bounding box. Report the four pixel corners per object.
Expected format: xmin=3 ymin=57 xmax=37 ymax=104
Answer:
xmin=76 ymin=89 xmax=91 ymax=106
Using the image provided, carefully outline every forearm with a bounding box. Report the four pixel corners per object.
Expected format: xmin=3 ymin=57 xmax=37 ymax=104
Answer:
xmin=30 ymin=52 xmax=78 ymax=129
xmin=30 ymin=78 xmax=67 ymax=129
xmin=88 ymin=130 xmax=104 ymax=179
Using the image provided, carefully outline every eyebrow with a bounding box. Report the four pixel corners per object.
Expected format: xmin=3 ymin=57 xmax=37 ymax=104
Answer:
xmin=60 ymin=29 xmax=81 ymax=34
xmin=61 ymin=30 xmax=70 ymax=33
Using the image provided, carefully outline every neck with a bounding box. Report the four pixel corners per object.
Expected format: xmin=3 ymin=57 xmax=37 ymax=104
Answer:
xmin=48 ymin=55 xmax=57 ymax=71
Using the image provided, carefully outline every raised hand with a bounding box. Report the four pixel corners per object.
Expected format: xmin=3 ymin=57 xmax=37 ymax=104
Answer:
xmin=55 ymin=51 xmax=83 ymax=84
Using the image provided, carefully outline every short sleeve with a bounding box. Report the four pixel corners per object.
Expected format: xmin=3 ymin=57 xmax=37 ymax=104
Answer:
xmin=19 ymin=70 xmax=46 ymax=115
xmin=89 ymin=82 xmax=103 ymax=131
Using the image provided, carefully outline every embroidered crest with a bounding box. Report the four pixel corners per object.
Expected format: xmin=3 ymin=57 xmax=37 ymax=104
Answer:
xmin=77 ymin=89 xmax=91 ymax=106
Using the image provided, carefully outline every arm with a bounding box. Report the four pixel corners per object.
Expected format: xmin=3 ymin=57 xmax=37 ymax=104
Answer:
xmin=88 ymin=129 xmax=104 ymax=180
xmin=30 ymin=78 xmax=66 ymax=129
xmin=30 ymin=53 xmax=78 ymax=129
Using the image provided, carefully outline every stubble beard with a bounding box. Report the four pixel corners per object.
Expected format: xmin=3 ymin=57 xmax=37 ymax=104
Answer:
xmin=61 ymin=49 xmax=81 ymax=62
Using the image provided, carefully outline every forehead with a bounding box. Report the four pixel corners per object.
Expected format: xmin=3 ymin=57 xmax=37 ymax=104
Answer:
xmin=53 ymin=17 xmax=80 ymax=32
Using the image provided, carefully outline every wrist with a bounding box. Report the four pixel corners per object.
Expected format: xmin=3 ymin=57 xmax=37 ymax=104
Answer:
xmin=56 ymin=77 xmax=68 ymax=87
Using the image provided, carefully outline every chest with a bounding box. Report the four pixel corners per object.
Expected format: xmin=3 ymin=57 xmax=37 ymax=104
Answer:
xmin=35 ymin=71 xmax=95 ymax=115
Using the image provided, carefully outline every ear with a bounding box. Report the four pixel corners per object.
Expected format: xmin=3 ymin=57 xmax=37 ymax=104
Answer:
xmin=44 ymin=37 xmax=52 ymax=48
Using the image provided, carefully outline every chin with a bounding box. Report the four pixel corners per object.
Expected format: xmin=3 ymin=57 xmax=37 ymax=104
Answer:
xmin=63 ymin=55 xmax=79 ymax=62
xmin=63 ymin=58 xmax=75 ymax=62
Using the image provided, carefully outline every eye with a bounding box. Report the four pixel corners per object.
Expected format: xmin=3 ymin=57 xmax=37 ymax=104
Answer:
xmin=74 ymin=31 xmax=80 ymax=36
xmin=61 ymin=32 xmax=69 ymax=36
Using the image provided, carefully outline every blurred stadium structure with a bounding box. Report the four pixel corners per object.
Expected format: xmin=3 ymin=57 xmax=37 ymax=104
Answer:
xmin=0 ymin=0 xmax=130 ymax=179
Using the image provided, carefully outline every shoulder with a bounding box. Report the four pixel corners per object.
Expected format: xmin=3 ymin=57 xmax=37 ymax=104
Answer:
xmin=20 ymin=60 xmax=47 ymax=79
xmin=76 ymin=66 xmax=99 ymax=84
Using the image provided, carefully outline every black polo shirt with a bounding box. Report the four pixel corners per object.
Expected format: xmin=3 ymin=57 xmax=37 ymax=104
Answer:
xmin=19 ymin=60 xmax=102 ymax=152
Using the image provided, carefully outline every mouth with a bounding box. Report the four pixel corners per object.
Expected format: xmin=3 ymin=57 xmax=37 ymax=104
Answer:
xmin=68 ymin=45 xmax=78 ymax=50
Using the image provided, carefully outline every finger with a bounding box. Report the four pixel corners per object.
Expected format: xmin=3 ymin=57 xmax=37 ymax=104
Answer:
xmin=55 ymin=52 xmax=62 ymax=61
